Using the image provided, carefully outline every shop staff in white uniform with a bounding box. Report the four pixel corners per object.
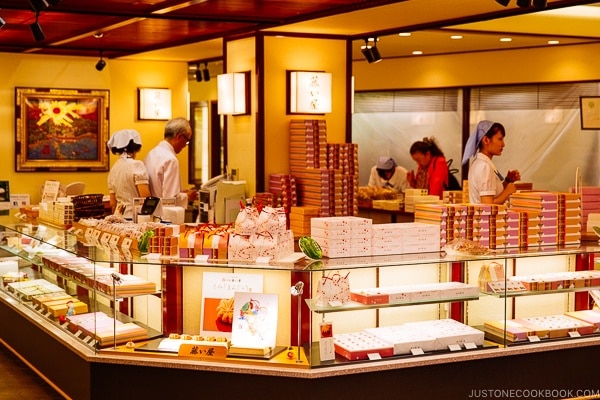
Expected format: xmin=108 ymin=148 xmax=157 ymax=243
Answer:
xmin=462 ymin=120 xmax=521 ymax=204
xmin=368 ymin=156 xmax=409 ymax=193
xmin=107 ymin=129 xmax=151 ymax=218
xmin=144 ymin=118 xmax=199 ymax=214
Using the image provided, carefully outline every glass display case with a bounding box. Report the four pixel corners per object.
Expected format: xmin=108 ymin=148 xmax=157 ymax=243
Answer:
xmin=1 ymin=213 xmax=599 ymax=369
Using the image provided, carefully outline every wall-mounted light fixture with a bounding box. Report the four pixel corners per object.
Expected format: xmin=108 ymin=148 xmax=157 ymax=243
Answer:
xmin=217 ymin=71 xmax=250 ymax=115
xmin=361 ymin=38 xmax=382 ymax=64
xmin=138 ymin=88 xmax=172 ymax=120
xmin=287 ymin=71 xmax=332 ymax=114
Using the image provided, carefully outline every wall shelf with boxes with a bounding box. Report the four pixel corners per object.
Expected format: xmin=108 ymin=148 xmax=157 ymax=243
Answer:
xmin=1 ymin=212 xmax=600 ymax=398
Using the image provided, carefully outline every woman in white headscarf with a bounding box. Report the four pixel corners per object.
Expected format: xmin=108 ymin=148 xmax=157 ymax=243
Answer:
xmin=107 ymin=129 xmax=151 ymax=218
xmin=461 ymin=121 xmax=521 ymax=204
xmin=368 ymin=156 xmax=408 ymax=193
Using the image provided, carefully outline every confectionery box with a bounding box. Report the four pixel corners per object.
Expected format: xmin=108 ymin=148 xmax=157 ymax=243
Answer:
xmin=333 ymin=332 xmax=394 ymax=360
xmin=365 ymin=325 xmax=436 ymax=355
xmin=403 ymin=319 xmax=484 ymax=351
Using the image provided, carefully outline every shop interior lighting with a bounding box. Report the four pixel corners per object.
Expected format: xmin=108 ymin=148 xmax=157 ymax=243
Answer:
xmin=195 ymin=63 xmax=203 ymax=82
xmin=495 ymin=0 xmax=547 ymax=8
xmin=202 ymin=62 xmax=210 ymax=82
xmin=95 ymin=50 xmax=106 ymax=71
xmin=30 ymin=12 xmax=45 ymax=42
xmin=361 ymin=37 xmax=382 ymax=64
xmin=0 ymin=17 xmax=5 ymax=29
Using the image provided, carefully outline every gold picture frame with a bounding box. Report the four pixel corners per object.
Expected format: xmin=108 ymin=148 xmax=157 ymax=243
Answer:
xmin=15 ymin=87 xmax=110 ymax=172
xmin=580 ymin=96 xmax=600 ymax=130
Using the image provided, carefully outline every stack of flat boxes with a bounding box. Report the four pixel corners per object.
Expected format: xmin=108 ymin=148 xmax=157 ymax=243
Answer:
xmin=471 ymin=204 xmax=492 ymax=247
xmin=288 ymin=206 xmax=320 ymax=238
xmin=490 ymin=205 xmax=508 ymax=249
xmin=327 ymin=143 xmax=359 ymax=216
xmin=404 ymin=189 xmax=440 ymax=213
xmin=289 ymin=119 xmax=359 ymax=217
xmin=310 ymin=216 xmax=372 ymax=258
xmin=371 ymin=223 xmax=440 ymax=255
xmin=268 ymin=173 xmax=297 ymax=213
xmin=510 ymin=192 xmax=559 ymax=247
xmin=451 ymin=204 xmax=469 ymax=240
xmin=569 ymin=186 xmax=600 ymax=232
xmin=442 ymin=190 xmax=464 ymax=204
xmin=414 ymin=204 xmax=455 ymax=248
xmin=558 ymin=192 xmax=582 ymax=245
xmin=148 ymin=226 xmax=178 ymax=256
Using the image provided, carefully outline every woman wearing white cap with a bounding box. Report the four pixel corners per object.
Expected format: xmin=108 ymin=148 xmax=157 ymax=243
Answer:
xmin=107 ymin=129 xmax=151 ymax=218
xmin=461 ymin=121 xmax=521 ymax=204
xmin=368 ymin=156 xmax=408 ymax=193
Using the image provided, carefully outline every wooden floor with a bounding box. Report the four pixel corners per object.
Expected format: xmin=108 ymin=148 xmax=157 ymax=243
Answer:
xmin=0 ymin=343 xmax=65 ymax=400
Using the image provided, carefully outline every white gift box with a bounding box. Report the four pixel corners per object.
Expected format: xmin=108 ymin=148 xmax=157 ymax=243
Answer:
xmin=365 ymin=325 xmax=436 ymax=355
xmin=311 ymin=226 xmax=351 ymax=239
xmin=403 ymin=319 xmax=484 ymax=351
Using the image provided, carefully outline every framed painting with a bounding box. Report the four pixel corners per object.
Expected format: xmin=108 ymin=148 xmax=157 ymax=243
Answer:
xmin=15 ymin=87 xmax=110 ymax=172
xmin=580 ymin=96 xmax=600 ymax=130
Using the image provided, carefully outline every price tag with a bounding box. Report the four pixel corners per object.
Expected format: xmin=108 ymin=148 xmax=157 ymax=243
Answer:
xmin=255 ymin=256 xmax=271 ymax=265
xmin=410 ymin=347 xmax=425 ymax=356
xmin=448 ymin=344 xmax=462 ymax=352
xmin=527 ymin=335 xmax=541 ymax=342
xmin=464 ymin=342 xmax=478 ymax=350
xmin=568 ymin=331 xmax=581 ymax=338
xmin=121 ymin=237 xmax=133 ymax=250
xmin=367 ymin=352 xmax=382 ymax=360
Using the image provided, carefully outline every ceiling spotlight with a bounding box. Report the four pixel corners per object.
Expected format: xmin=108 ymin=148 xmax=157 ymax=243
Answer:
xmin=361 ymin=38 xmax=382 ymax=64
xmin=95 ymin=51 xmax=106 ymax=71
xmin=30 ymin=12 xmax=44 ymax=42
xmin=202 ymin=62 xmax=210 ymax=82
xmin=194 ymin=63 xmax=203 ymax=82
xmin=29 ymin=0 xmax=50 ymax=13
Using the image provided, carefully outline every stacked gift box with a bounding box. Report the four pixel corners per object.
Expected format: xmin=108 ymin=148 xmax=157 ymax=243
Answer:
xmin=510 ymin=192 xmax=559 ymax=246
xmin=289 ymin=119 xmax=358 ymax=217
xmin=288 ymin=206 xmax=320 ymax=238
xmin=558 ymin=192 xmax=582 ymax=245
xmin=351 ymin=281 xmax=479 ymax=305
xmin=148 ymin=225 xmax=179 ymax=256
xmin=310 ymin=216 xmax=372 ymax=258
xmin=268 ymin=173 xmax=297 ymax=213
xmin=569 ymin=186 xmax=600 ymax=233
xmin=442 ymin=190 xmax=465 ymax=204
xmin=414 ymin=204 xmax=456 ymax=247
xmin=334 ymin=319 xmax=484 ymax=360
xmin=38 ymin=200 xmax=75 ymax=228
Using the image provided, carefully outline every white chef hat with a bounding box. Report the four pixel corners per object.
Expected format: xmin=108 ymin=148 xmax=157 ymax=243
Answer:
xmin=107 ymin=129 xmax=142 ymax=151
xmin=376 ymin=156 xmax=397 ymax=170
xmin=461 ymin=120 xmax=494 ymax=165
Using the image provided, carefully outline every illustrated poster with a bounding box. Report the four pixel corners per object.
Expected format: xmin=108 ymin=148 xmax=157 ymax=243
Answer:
xmin=200 ymin=272 xmax=263 ymax=338
xmin=231 ymin=292 xmax=278 ymax=349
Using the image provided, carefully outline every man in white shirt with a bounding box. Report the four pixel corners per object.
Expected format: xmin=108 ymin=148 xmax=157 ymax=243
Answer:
xmin=144 ymin=118 xmax=198 ymax=213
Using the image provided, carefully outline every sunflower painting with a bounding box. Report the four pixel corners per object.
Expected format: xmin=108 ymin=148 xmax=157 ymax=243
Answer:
xmin=15 ymin=87 xmax=110 ymax=172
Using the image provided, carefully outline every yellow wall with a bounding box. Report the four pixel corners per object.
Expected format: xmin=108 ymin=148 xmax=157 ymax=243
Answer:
xmin=262 ymin=36 xmax=347 ymax=192
xmin=224 ymin=37 xmax=257 ymax=192
xmin=0 ymin=53 xmax=189 ymax=203
xmin=353 ymin=42 xmax=600 ymax=90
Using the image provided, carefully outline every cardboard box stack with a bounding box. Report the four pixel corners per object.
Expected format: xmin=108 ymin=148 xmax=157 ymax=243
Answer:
xmin=510 ymin=192 xmax=559 ymax=246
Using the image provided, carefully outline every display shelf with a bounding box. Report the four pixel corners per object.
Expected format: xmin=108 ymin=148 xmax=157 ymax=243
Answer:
xmin=481 ymin=285 xmax=600 ymax=298
xmin=306 ymin=294 xmax=480 ymax=313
